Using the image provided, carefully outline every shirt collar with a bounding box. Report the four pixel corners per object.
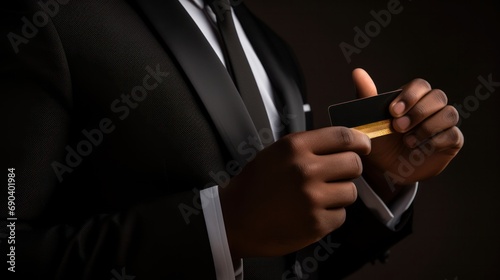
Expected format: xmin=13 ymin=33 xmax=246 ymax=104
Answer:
xmin=180 ymin=0 xmax=205 ymax=10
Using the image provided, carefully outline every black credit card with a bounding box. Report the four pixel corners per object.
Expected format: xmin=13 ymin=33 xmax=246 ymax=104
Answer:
xmin=328 ymin=89 xmax=401 ymax=139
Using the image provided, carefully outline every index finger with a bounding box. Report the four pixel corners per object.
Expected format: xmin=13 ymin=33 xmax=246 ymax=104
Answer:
xmin=297 ymin=126 xmax=372 ymax=156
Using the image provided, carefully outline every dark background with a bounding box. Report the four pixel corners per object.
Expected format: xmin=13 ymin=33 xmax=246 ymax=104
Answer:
xmin=246 ymin=0 xmax=499 ymax=279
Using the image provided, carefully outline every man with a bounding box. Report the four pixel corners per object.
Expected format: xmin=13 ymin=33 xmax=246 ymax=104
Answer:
xmin=1 ymin=0 xmax=463 ymax=279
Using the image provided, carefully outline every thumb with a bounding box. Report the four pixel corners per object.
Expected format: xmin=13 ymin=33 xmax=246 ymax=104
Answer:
xmin=352 ymin=68 xmax=378 ymax=98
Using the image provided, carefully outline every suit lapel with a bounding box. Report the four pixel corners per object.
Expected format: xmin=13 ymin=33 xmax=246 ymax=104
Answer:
xmin=135 ymin=0 xmax=263 ymax=167
xmin=234 ymin=5 xmax=306 ymax=133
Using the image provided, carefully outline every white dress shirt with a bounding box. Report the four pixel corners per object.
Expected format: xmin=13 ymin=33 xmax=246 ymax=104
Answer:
xmin=178 ymin=1 xmax=418 ymax=279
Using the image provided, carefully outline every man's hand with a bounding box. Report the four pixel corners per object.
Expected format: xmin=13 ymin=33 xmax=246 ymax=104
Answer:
xmin=352 ymin=68 xmax=464 ymax=202
xmin=219 ymin=127 xmax=371 ymax=259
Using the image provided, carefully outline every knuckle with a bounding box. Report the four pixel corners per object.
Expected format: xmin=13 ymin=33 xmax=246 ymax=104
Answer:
xmin=419 ymin=122 xmax=435 ymax=137
xmin=337 ymin=182 xmax=359 ymax=205
xmin=412 ymin=104 xmax=427 ymax=119
xmin=443 ymin=105 xmax=459 ymax=125
xmin=336 ymin=127 xmax=354 ymax=147
xmin=448 ymin=127 xmax=464 ymax=148
xmin=413 ymin=78 xmax=432 ymax=90
xmin=347 ymin=152 xmax=363 ymax=177
xmin=349 ymin=182 xmax=358 ymax=203
xmin=404 ymin=79 xmax=432 ymax=103
xmin=280 ymin=133 xmax=306 ymax=154
xmin=290 ymin=160 xmax=314 ymax=183
xmin=303 ymin=187 xmax=321 ymax=205
xmin=302 ymin=162 xmax=318 ymax=180
xmin=403 ymin=89 xmax=420 ymax=104
xmin=432 ymin=89 xmax=448 ymax=106
xmin=331 ymin=208 xmax=347 ymax=231
xmin=335 ymin=182 xmax=358 ymax=206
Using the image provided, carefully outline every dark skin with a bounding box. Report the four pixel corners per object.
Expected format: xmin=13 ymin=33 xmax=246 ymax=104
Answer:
xmin=354 ymin=69 xmax=464 ymax=203
xmin=219 ymin=68 xmax=464 ymax=260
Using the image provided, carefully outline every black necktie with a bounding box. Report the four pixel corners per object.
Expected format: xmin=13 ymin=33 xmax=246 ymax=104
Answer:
xmin=206 ymin=0 xmax=274 ymax=145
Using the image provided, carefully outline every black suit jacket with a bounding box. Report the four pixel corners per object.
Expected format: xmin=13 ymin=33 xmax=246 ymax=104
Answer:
xmin=1 ymin=0 xmax=412 ymax=279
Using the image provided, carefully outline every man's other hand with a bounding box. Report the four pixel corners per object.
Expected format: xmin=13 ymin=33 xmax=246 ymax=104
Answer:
xmin=219 ymin=127 xmax=371 ymax=258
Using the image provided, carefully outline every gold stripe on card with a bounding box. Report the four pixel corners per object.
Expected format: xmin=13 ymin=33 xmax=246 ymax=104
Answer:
xmin=353 ymin=119 xmax=393 ymax=139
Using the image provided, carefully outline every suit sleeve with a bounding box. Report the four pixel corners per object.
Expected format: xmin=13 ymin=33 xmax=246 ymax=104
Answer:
xmin=1 ymin=3 xmax=216 ymax=279
xmin=317 ymin=199 xmax=413 ymax=279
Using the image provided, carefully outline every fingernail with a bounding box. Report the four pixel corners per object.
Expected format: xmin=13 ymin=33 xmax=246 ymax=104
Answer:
xmin=405 ymin=135 xmax=417 ymax=148
xmin=395 ymin=116 xmax=411 ymax=131
xmin=393 ymin=101 xmax=405 ymax=115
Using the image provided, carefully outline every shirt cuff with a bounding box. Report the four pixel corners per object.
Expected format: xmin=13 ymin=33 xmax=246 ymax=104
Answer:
xmin=201 ymin=186 xmax=243 ymax=280
xmin=354 ymin=177 xmax=418 ymax=231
